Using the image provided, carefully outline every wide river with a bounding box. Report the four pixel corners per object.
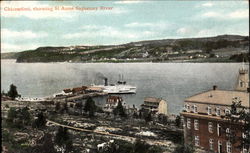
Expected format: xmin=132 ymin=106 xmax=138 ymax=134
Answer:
xmin=1 ymin=60 xmax=246 ymax=114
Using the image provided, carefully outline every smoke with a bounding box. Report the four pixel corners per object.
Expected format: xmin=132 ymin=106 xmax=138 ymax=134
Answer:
xmin=93 ymin=72 xmax=107 ymax=85
xmin=95 ymin=72 xmax=107 ymax=79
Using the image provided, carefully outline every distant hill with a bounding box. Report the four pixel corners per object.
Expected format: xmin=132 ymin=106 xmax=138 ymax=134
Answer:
xmin=1 ymin=35 xmax=249 ymax=63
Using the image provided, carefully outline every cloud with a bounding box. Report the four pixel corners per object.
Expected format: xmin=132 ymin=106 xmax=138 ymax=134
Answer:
xmin=201 ymin=2 xmax=214 ymax=7
xmin=124 ymin=22 xmax=171 ymax=31
xmin=229 ymin=9 xmax=249 ymax=19
xmin=1 ymin=29 xmax=48 ymax=39
xmin=202 ymin=12 xmax=222 ymax=18
xmin=125 ymin=22 xmax=154 ymax=28
xmin=176 ymin=27 xmax=192 ymax=35
xmin=201 ymin=9 xmax=249 ymax=19
xmin=1 ymin=43 xmax=40 ymax=52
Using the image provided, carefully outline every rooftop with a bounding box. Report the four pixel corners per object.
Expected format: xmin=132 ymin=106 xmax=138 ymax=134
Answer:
xmin=144 ymin=97 xmax=162 ymax=103
xmin=185 ymin=89 xmax=249 ymax=107
xmin=63 ymin=88 xmax=72 ymax=93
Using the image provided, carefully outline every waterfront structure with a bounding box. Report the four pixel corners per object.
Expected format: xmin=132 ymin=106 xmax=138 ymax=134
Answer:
xmin=181 ymin=67 xmax=249 ymax=153
xmin=141 ymin=97 xmax=168 ymax=115
xmin=72 ymin=86 xmax=87 ymax=94
xmin=86 ymin=87 xmax=103 ymax=93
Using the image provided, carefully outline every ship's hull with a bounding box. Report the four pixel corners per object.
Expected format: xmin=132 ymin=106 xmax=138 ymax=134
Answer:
xmin=92 ymin=85 xmax=136 ymax=94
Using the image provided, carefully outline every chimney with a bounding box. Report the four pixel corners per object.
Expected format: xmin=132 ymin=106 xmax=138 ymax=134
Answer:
xmin=247 ymin=88 xmax=250 ymax=93
xmin=104 ymin=78 xmax=108 ymax=86
xmin=213 ymin=85 xmax=217 ymax=90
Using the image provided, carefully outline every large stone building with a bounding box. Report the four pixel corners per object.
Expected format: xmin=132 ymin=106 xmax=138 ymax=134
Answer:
xmin=141 ymin=97 xmax=168 ymax=115
xmin=181 ymin=67 xmax=249 ymax=153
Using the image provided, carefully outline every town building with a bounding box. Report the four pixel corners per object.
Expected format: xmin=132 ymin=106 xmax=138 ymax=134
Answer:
xmin=103 ymin=96 xmax=126 ymax=113
xmin=181 ymin=67 xmax=249 ymax=153
xmin=141 ymin=97 xmax=168 ymax=115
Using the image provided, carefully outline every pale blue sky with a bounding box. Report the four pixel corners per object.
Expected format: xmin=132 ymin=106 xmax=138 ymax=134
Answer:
xmin=1 ymin=1 xmax=249 ymax=52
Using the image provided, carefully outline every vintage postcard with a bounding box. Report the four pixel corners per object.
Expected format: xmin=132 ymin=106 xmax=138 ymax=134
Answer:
xmin=1 ymin=1 xmax=249 ymax=153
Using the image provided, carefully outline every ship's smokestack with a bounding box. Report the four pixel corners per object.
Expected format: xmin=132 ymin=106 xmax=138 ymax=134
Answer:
xmin=213 ymin=85 xmax=217 ymax=90
xmin=104 ymin=78 xmax=108 ymax=86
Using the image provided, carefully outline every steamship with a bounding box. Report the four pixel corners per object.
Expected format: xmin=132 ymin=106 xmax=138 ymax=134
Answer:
xmin=91 ymin=77 xmax=136 ymax=94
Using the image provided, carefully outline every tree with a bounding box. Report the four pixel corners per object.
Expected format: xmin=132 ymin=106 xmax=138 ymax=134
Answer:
xmin=63 ymin=102 xmax=68 ymax=113
xmin=6 ymin=107 xmax=32 ymax=128
xmin=7 ymin=84 xmax=20 ymax=100
xmin=6 ymin=107 xmax=17 ymax=126
xmin=175 ymin=115 xmax=181 ymax=127
xmin=75 ymin=102 xmax=83 ymax=114
xmin=133 ymin=139 xmax=150 ymax=153
xmin=173 ymin=143 xmax=195 ymax=153
xmin=225 ymin=98 xmax=250 ymax=152
xmin=55 ymin=102 xmax=61 ymax=112
xmin=20 ymin=107 xmax=31 ymax=125
xmin=84 ymin=97 xmax=96 ymax=117
xmin=158 ymin=114 xmax=168 ymax=125
xmin=113 ymin=101 xmax=126 ymax=117
xmin=144 ymin=111 xmax=152 ymax=123
xmin=33 ymin=133 xmax=57 ymax=153
xmin=33 ymin=112 xmax=46 ymax=128
xmin=1 ymin=90 xmax=6 ymax=96
xmin=55 ymin=127 xmax=73 ymax=153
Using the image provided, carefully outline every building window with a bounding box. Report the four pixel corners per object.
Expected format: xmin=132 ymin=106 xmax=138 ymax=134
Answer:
xmin=208 ymin=106 xmax=212 ymax=115
xmin=208 ymin=122 xmax=213 ymax=133
xmin=225 ymin=109 xmax=231 ymax=115
xmin=194 ymin=119 xmax=199 ymax=130
xmin=217 ymin=123 xmax=221 ymax=136
xmin=193 ymin=105 xmax=198 ymax=113
xmin=187 ymin=105 xmax=190 ymax=112
xmin=218 ymin=140 xmax=222 ymax=153
xmin=240 ymin=81 xmax=243 ymax=87
xmin=226 ymin=128 xmax=231 ymax=137
xmin=243 ymin=147 xmax=248 ymax=153
xmin=187 ymin=118 xmax=191 ymax=129
xmin=242 ymin=132 xmax=247 ymax=139
xmin=194 ymin=136 xmax=199 ymax=146
xmin=184 ymin=104 xmax=187 ymax=110
xmin=216 ymin=107 xmax=221 ymax=116
xmin=209 ymin=139 xmax=214 ymax=150
xmin=226 ymin=141 xmax=232 ymax=153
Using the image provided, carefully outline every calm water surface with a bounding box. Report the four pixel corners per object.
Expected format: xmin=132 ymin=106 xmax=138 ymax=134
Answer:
xmin=1 ymin=60 xmax=245 ymax=114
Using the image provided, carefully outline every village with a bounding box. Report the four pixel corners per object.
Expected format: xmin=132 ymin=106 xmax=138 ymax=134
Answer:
xmin=2 ymin=82 xmax=184 ymax=153
xmin=1 ymin=65 xmax=250 ymax=153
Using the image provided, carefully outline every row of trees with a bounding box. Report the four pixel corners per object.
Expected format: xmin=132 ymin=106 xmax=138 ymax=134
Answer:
xmin=6 ymin=107 xmax=47 ymax=129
